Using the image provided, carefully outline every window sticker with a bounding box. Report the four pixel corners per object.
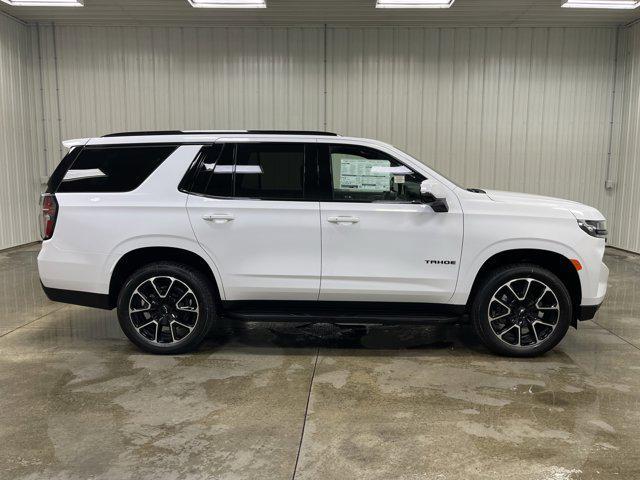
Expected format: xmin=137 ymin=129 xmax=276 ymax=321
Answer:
xmin=337 ymin=156 xmax=391 ymax=192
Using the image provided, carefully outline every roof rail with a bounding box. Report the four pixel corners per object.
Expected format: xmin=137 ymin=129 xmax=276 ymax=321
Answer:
xmin=102 ymin=131 xmax=184 ymax=137
xmin=102 ymin=130 xmax=338 ymax=138
xmin=246 ymin=130 xmax=338 ymax=136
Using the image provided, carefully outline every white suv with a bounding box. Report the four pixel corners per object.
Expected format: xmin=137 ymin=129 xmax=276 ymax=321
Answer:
xmin=38 ymin=131 xmax=609 ymax=356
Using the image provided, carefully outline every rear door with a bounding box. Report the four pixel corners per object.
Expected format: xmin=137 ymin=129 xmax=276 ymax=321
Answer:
xmin=186 ymin=141 xmax=322 ymax=301
xmin=318 ymin=143 xmax=463 ymax=303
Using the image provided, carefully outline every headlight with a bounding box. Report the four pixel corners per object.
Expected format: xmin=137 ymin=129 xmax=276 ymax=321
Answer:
xmin=577 ymin=219 xmax=607 ymax=239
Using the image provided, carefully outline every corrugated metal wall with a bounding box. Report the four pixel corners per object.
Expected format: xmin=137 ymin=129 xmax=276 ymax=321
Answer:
xmin=37 ymin=25 xmax=325 ymax=171
xmin=611 ymin=23 xmax=640 ymax=253
xmin=327 ymin=27 xmax=618 ymax=227
xmin=37 ymin=25 xmax=620 ymax=242
xmin=7 ymin=23 xmax=636 ymax=252
xmin=0 ymin=14 xmax=41 ymax=250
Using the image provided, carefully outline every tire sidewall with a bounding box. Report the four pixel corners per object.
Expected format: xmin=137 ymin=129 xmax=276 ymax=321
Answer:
xmin=117 ymin=262 xmax=216 ymax=354
xmin=472 ymin=265 xmax=572 ymax=357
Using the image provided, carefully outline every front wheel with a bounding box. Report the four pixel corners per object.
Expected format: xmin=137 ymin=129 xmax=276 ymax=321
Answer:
xmin=471 ymin=264 xmax=572 ymax=357
xmin=117 ymin=262 xmax=216 ymax=354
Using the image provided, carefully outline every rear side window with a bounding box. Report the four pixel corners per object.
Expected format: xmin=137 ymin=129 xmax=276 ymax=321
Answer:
xmin=56 ymin=145 xmax=177 ymax=193
xmin=187 ymin=142 xmax=308 ymax=201
xmin=46 ymin=147 xmax=82 ymax=193
xmin=188 ymin=144 xmax=234 ymax=197
xmin=235 ymin=143 xmax=305 ymax=200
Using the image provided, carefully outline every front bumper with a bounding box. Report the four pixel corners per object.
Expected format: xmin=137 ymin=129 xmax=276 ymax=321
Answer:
xmin=577 ymin=260 xmax=608 ymax=321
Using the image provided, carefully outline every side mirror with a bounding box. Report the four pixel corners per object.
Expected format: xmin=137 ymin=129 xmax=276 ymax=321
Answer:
xmin=420 ymin=179 xmax=449 ymax=213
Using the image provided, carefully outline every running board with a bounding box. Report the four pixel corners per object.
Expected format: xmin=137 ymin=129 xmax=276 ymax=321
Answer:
xmin=220 ymin=301 xmax=465 ymax=325
xmin=224 ymin=312 xmax=461 ymax=325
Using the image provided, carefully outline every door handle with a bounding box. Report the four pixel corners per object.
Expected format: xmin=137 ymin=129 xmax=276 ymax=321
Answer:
xmin=202 ymin=213 xmax=234 ymax=224
xmin=327 ymin=216 xmax=360 ymax=224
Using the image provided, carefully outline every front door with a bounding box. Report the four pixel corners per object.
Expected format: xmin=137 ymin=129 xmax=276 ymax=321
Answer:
xmin=318 ymin=143 xmax=463 ymax=303
xmin=187 ymin=142 xmax=321 ymax=301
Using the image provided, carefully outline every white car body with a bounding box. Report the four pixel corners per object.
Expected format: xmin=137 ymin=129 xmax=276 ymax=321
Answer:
xmin=38 ymin=132 xmax=608 ymax=328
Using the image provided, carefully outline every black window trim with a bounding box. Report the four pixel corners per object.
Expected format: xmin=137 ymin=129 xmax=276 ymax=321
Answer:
xmin=318 ymin=143 xmax=427 ymax=205
xmin=177 ymin=143 xmax=219 ymax=195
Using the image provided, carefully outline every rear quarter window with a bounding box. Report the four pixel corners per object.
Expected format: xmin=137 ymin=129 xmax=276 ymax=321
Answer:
xmin=55 ymin=145 xmax=177 ymax=193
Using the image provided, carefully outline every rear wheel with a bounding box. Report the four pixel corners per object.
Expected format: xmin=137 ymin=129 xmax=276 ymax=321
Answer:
xmin=117 ymin=262 xmax=216 ymax=354
xmin=471 ymin=264 xmax=572 ymax=357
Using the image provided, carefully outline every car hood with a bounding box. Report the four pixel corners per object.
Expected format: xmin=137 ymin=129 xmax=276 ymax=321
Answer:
xmin=482 ymin=189 xmax=605 ymax=220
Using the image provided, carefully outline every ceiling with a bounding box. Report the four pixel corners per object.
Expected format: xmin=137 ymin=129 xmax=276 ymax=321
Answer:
xmin=1 ymin=0 xmax=639 ymax=27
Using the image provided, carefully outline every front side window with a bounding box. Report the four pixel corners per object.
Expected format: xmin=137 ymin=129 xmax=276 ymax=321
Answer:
xmin=329 ymin=145 xmax=425 ymax=203
xmin=57 ymin=145 xmax=177 ymax=193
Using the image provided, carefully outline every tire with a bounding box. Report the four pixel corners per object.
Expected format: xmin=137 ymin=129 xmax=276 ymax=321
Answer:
xmin=117 ymin=262 xmax=216 ymax=354
xmin=470 ymin=264 xmax=572 ymax=357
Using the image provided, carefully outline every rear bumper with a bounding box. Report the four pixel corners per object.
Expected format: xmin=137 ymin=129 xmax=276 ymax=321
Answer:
xmin=37 ymin=241 xmax=110 ymax=295
xmin=579 ymin=303 xmax=602 ymax=321
xmin=41 ymin=283 xmax=113 ymax=310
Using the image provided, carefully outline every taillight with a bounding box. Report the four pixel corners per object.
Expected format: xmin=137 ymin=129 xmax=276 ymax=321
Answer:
xmin=40 ymin=194 xmax=58 ymax=240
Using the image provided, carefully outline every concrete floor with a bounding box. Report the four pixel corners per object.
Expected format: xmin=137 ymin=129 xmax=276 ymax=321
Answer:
xmin=1 ymin=245 xmax=639 ymax=480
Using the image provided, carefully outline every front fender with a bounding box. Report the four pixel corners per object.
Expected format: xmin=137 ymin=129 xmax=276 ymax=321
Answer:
xmin=450 ymin=238 xmax=582 ymax=305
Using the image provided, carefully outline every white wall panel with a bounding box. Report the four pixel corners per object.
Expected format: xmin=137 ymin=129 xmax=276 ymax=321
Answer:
xmin=327 ymin=27 xmax=619 ymax=237
xmin=611 ymin=24 xmax=640 ymax=253
xmin=38 ymin=25 xmax=325 ymax=172
xmin=0 ymin=14 xmax=41 ymax=250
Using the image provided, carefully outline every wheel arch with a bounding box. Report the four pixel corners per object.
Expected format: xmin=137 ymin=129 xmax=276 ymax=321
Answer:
xmin=108 ymin=246 xmax=222 ymax=308
xmin=466 ymin=249 xmax=582 ymax=325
